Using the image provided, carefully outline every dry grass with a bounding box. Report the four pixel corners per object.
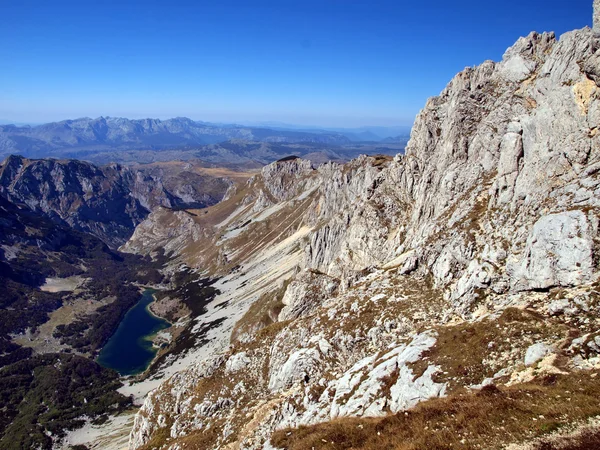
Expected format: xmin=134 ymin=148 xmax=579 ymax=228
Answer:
xmin=371 ymin=154 xmax=394 ymax=168
xmin=139 ymin=426 xmax=172 ymax=450
xmin=172 ymin=174 xmax=315 ymax=275
xmin=311 ymin=274 xmax=447 ymax=345
xmin=408 ymin=308 xmax=569 ymax=390
xmin=133 ymin=159 xmax=258 ymax=181
xmin=529 ymin=428 xmax=600 ymax=450
xmin=137 ymin=365 xmax=246 ymax=450
xmin=13 ymin=291 xmax=114 ymax=355
xmin=271 ymin=370 xmax=600 ymax=450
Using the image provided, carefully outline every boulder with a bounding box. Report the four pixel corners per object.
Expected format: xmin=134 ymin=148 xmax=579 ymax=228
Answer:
xmin=524 ymin=342 xmax=555 ymax=366
xmin=509 ymin=211 xmax=595 ymax=291
xmin=225 ymin=352 xmax=251 ymax=374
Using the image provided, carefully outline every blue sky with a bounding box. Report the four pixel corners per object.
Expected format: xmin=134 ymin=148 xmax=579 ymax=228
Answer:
xmin=0 ymin=0 xmax=593 ymax=127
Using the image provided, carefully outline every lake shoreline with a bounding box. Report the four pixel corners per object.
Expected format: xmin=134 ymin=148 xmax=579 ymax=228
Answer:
xmin=96 ymin=289 xmax=171 ymax=377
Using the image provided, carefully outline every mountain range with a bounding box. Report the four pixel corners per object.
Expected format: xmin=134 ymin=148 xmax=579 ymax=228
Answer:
xmin=0 ymin=155 xmax=235 ymax=247
xmin=1 ymin=3 xmax=600 ymax=450
xmin=0 ymin=117 xmax=409 ymax=165
xmin=121 ymin=10 xmax=600 ymax=450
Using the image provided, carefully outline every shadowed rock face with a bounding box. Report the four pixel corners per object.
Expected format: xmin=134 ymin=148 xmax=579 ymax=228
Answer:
xmin=0 ymin=155 xmax=230 ymax=247
xmin=0 ymin=155 xmax=147 ymax=247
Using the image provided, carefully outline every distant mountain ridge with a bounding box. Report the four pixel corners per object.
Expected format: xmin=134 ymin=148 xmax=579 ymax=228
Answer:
xmin=0 ymin=116 xmax=353 ymax=159
xmin=380 ymin=134 xmax=409 ymax=144
xmin=237 ymin=122 xmax=412 ymax=142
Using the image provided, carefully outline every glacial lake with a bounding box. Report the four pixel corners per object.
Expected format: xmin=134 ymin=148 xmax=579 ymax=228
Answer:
xmin=97 ymin=289 xmax=170 ymax=376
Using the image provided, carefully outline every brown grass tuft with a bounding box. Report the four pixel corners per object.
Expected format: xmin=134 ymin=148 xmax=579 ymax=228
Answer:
xmin=271 ymin=370 xmax=600 ymax=450
xmin=407 ymin=308 xmax=569 ymax=390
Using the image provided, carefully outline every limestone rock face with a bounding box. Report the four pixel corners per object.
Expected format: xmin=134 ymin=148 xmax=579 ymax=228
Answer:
xmin=225 ymin=352 xmax=251 ymax=374
xmin=594 ymin=0 xmax=600 ymax=35
xmin=328 ymin=332 xmax=446 ymax=418
xmin=259 ymin=158 xmax=316 ymax=201
xmin=278 ymin=270 xmax=339 ymax=322
xmin=128 ymin=355 xmax=225 ymax=450
xmin=268 ymin=347 xmax=321 ymax=392
xmin=289 ymin=25 xmax=599 ymax=310
xmin=509 ymin=211 xmax=596 ymax=291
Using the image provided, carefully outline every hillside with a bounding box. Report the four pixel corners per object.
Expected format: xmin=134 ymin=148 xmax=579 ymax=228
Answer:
xmin=0 ymin=194 xmax=167 ymax=449
xmin=0 ymin=155 xmax=235 ymax=247
xmin=120 ymin=10 xmax=600 ymax=450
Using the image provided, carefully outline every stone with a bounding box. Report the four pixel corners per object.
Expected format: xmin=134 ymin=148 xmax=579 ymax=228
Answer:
xmin=268 ymin=347 xmax=321 ymax=392
xmin=225 ymin=352 xmax=251 ymax=374
xmin=547 ymin=299 xmax=579 ymax=316
xmin=524 ymin=343 xmax=555 ymax=366
xmin=278 ymin=271 xmax=339 ymax=321
xmin=509 ymin=211 xmax=595 ymax=291
xmin=328 ymin=332 xmax=446 ymax=419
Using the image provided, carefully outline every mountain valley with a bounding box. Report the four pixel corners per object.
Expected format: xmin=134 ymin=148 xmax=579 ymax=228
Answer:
xmin=1 ymin=3 xmax=600 ymax=450
xmin=120 ymin=13 xmax=600 ymax=450
xmin=0 ymin=156 xmax=240 ymax=247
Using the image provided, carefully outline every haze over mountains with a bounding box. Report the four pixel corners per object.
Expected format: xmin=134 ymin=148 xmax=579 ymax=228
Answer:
xmin=0 ymin=116 xmax=409 ymax=165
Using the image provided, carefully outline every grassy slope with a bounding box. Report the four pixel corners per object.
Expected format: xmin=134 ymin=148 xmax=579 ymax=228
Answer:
xmin=271 ymin=371 xmax=600 ymax=450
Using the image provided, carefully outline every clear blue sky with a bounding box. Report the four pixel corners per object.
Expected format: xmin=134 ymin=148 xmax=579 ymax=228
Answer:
xmin=0 ymin=0 xmax=593 ymax=127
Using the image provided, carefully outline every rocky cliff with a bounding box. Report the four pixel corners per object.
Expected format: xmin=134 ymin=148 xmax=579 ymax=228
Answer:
xmin=124 ymin=9 xmax=600 ymax=450
xmin=0 ymin=155 xmax=232 ymax=247
xmin=595 ymin=0 xmax=600 ymax=35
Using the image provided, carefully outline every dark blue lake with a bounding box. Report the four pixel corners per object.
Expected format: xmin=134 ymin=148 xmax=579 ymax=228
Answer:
xmin=97 ymin=289 xmax=170 ymax=376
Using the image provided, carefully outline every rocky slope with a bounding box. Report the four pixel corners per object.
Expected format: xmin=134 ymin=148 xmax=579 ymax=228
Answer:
xmin=123 ymin=9 xmax=600 ymax=450
xmin=0 ymin=155 xmax=233 ymax=247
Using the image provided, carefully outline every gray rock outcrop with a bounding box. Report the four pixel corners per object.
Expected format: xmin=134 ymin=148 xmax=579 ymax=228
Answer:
xmin=509 ymin=211 xmax=596 ymax=291
xmin=595 ymin=0 xmax=600 ymax=35
xmin=278 ymin=270 xmax=339 ymax=321
xmin=524 ymin=343 xmax=555 ymax=366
